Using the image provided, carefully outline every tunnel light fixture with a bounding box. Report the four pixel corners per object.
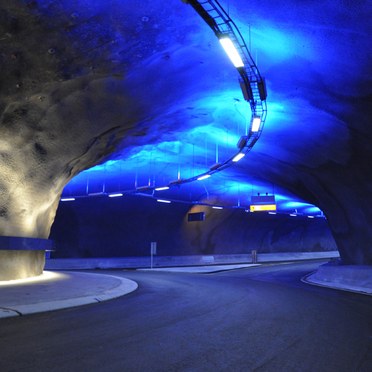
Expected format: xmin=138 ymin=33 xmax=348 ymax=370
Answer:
xmin=155 ymin=186 xmax=170 ymax=191
xmin=250 ymin=204 xmax=277 ymax=212
xmin=307 ymin=215 xmax=315 ymax=219
xmin=268 ymin=211 xmax=277 ymax=215
xmin=212 ymin=206 xmax=223 ymax=210
xmin=232 ymin=152 xmax=245 ymax=162
xmin=289 ymin=213 xmax=297 ymax=217
xmin=157 ymin=199 xmax=171 ymax=204
xmin=251 ymin=116 xmax=261 ymax=132
xmin=197 ymin=174 xmax=211 ymax=181
xmin=219 ymin=37 xmax=244 ymax=68
xmin=61 ymin=197 xmax=75 ymax=202
xmin=108 ymin=193 xmax=123 ymax=198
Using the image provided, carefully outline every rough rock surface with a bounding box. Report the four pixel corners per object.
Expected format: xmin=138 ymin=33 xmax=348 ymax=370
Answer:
xmin=0 ymin=250 xmax=44 ymax=280
xmin=0 ymin=1 xmax=146 ymax=238
xmin=0 ymin=0 xmax=371 ymax=266
xmin=50 ymin=195 xmax=336 ymax=258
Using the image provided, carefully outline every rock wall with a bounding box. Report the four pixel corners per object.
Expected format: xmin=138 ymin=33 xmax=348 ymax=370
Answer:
xmin=50 ymin=195 xmax=336 ymax=258
xmin=0 ymin=2 xmax=148 ymax=240
xmin=0 ymin=250 xmax=44 ymax=280
xmin=1 ymin=0 xmax=371 ymax=269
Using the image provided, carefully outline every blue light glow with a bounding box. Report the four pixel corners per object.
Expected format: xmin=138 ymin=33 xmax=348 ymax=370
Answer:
xmin=48 ymin=0 xmax=326 ymax=217
xmin=251 ymin=23 xmax=315 ymax=63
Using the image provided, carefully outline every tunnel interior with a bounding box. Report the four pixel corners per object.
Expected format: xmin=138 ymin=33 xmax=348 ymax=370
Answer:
xmin=0 ymin=0 xmax=371 ymax=273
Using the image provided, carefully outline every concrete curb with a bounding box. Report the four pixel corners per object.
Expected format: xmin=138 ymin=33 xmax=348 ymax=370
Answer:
xmin=301 ymin=271 xmax=372 ymax=296
xmin=138 ymin=264 xmax=261 ymax=274
xmin=0 ymin=274 xmax=138 ymax=319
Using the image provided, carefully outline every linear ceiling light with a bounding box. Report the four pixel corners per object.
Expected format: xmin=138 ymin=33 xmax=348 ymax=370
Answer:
xmin=197 ymin=174 xmax=211 ymax=181
xmin=108 ymin=193 xmax=123 ymax=198
xmin=251 ymin=116 xmax=261 ymax=132
xmin=155 ymin=186 xmax=170 ymax=191
xmin=232 ymin=152 xmax=245 ymax=162
xmin=212 ymin=206 xmax=223 ymax=210
xmin=61 ymin=197 xmax=75 ymax=202
xmin=250 ymin=204 xmax=277 ymax=212
xmin=219 ymin=37 xmax=244 ymax=68
xmin=157 ymin=199 xmax=171 ymax=204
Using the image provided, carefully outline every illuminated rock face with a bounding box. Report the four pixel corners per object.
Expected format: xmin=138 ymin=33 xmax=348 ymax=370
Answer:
xmin=0 ymin=0 xmax=205 ymax=279
xmin=50 ymin=195 xmax=337 ymax=258
xmin=0 ymin=1 xmax=155 ymax=243
xmin=0 ymin=251 xmax=45 ymax=280
xmin=0 ymin=0 xmax=371 ymax=275
xmin=239 ymin=0 xmax=372 ymax=265
xmin=0 ymin=0 xmax=200 ymax=246
xmin=0 ymin=1 xmax=148 ymax=278
xmin=0 ymin=76 xmax=140 ymax=238
xmin=247 ymin=152 xmax=372 ymax=265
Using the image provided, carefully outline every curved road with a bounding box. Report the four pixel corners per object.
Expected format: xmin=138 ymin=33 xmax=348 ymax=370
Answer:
xmin=0 ymin=261 xmax=371 ymax=371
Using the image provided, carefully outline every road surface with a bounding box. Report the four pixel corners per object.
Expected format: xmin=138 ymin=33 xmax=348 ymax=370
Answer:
xmin=0 ymin=261 xmax=371 ymax=371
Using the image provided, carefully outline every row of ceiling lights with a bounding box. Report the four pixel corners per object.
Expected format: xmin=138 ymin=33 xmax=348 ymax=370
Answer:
xmin=144 ymin=0 xmax=267 ymax=192
xmin=61 ymin=192 xmax=325 ymax=219
xmin=62 ymin=0 xmax=268 ymax=204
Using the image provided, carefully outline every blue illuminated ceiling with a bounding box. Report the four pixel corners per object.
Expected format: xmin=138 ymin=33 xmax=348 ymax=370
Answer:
xmin=52 ymin=0 xmax=370 ymax=217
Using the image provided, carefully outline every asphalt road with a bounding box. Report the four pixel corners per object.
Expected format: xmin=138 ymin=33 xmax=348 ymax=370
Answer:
xmin=0 ymin=261 xmax=371 ymax=372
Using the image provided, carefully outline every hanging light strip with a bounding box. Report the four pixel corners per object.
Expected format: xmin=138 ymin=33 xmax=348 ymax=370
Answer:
xmin=61 ymin=0 xmax=267 ymax=201
xmin=131 ymin=0 xmax=267 ymax=194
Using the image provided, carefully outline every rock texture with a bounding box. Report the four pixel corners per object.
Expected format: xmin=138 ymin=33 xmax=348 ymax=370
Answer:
xmin=0 ymin=0 xmax=222 ymax=240
xmin=0 ymin=0 xmax=371 ymax=268
xmin=239 ymin=0 xmax=372 ymax=264
xmin=50 ymin=195 xmax=336 ymax=258
xmin=0 ymin=250 xmax=44 ymax=280
xmin=0 ymin=1 xmax=145 ymax=238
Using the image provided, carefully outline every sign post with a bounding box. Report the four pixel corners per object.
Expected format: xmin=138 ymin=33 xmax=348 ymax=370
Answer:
xmin=150 ymin=242 xmax=157 ymax=269
xmin=251 ymin=249 xmax=257 ymax=264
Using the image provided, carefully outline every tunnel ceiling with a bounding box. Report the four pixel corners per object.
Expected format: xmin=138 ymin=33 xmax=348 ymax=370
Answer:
xmin=1 ymin=0 xmax=371 ymax=218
